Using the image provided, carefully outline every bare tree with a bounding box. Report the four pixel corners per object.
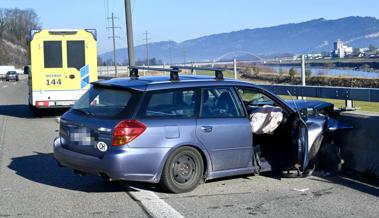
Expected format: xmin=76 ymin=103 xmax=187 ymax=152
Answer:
xmin=0 ymin=9 xmax=6 ymax=37
xmin=0 ymin=8 xmax=41 ymax=65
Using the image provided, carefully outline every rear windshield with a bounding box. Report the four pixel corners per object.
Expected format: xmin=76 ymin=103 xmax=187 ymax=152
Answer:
xmin=72 ymin=87 xmax=134 ymax=118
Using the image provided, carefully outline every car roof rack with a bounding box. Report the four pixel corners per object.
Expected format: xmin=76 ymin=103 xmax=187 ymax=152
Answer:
xmin=129 ymin=66 xmax=181 ymax=81
xmin=171 ymin=66 xmax=224 ymax=80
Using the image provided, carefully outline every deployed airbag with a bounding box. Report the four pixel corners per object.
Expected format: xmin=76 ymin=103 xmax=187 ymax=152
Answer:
xmin=250 ymin=106 xmax=283 ymax=134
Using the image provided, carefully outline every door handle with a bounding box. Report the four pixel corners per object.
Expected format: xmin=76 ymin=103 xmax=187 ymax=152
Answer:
xmin=201 ymin=126 xmax=213 ymax=133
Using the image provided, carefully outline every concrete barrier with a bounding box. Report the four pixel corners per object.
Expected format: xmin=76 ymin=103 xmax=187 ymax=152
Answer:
xmin=334 ymin=111 xmax=379 ymax=177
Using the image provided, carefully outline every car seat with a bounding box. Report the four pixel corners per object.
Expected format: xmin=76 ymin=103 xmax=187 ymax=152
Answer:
xmin=201 ymin=91 xmax=212 ymax=116
xmin=216 ymin=92 xmax=237 ymax=116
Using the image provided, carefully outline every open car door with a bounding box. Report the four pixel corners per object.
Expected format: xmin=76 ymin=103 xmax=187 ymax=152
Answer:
xmin=292 ymin=117 xmax=311 ymax=175
xmin=294 ymin=115 xmax=329 ymax=177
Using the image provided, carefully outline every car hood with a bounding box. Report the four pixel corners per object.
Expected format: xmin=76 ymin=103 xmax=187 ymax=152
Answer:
xmin=285 ymin=100 xmax=353 ymax=132
xmin=284 ymin=100 xmax=333 ymax=111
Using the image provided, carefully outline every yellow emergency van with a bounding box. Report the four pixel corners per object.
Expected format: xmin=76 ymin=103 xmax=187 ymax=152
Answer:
xmin=29 ymin=29 xmax=98 ymax=113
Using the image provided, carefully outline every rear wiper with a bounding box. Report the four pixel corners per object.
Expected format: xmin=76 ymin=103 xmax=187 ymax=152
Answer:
xmin=72 ymin=108 xmax=92 ymax=116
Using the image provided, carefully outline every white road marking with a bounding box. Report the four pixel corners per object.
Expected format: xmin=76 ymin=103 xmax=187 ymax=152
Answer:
xmin=2 ymin=85 xmax=8 ymax=88
xmin=127 ymin=186 xmax=185 ymax=218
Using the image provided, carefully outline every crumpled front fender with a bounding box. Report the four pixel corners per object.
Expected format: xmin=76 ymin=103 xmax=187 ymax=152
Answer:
xmin=327 ymin=116 xmax=354 ymax=132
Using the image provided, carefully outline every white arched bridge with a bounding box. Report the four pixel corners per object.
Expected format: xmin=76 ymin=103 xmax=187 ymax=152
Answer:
xmin=214 ymin=51 xmax=264 ymax=62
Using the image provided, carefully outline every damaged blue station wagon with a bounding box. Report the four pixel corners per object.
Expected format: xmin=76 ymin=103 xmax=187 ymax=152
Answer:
xmin=54 ymin=66 xmax=350 ymax=193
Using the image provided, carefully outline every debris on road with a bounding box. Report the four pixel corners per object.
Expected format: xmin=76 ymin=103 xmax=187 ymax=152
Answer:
xmin=292 ymin=188 xmax=310 ymax=192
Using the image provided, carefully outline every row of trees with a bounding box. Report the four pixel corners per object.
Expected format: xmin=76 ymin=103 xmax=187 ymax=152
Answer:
xmin=0 ymin=8 xmax=41 ymax=65
xmin=245 ymin=65 xmax=313 ymax=81
xmin=98 ymin=57 xmax=164 ymax=66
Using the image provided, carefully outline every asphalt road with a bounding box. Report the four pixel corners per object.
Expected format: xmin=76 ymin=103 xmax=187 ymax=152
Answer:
xmin=0 ymin=76 xmax=378 ymax=218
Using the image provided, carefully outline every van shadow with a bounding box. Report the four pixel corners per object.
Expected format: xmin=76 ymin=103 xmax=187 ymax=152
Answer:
xmin=0 ymin=104 xmax=68 ymax=119
xmin=8 ymin=152 xmax=125 ymax=192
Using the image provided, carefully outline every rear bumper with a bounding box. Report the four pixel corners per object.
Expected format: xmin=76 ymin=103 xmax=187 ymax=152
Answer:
xmin=30 ymin=90 xmax=87 ymax=107
xmin=53 ymin=137 xmax=170 ymax=183
xmin=5 ymin=77 xmax=18 ymax=80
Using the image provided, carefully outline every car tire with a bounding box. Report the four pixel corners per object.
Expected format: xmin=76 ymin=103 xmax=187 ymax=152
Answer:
xmin=160 ymin=146 xmax=204 ymax=193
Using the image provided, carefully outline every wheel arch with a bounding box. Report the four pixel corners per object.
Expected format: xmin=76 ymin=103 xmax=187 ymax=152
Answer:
xmin=154 ymin=143 xmax=212 ymax=183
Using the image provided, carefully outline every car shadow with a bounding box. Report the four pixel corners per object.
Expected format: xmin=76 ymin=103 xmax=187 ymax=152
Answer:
xmin=9 ymin=152 xmax=378 ymax=196
xmin=123 ymin=181 xmax=162 ymax=193
xmin=124 ymin=172 xmax=280 ymax=194
xmin=8 ymin=152 xmax=125 ymax=193
xmin=0 ymin=104 xmax=68 ymax=119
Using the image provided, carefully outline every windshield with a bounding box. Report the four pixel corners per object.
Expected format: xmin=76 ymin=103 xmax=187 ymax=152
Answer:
xmin=72 ymin=86 xmax=133 ymax=118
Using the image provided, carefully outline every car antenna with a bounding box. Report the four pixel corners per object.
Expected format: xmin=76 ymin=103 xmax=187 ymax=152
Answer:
xmin=287 ymin=90 xmax=302 ymax=119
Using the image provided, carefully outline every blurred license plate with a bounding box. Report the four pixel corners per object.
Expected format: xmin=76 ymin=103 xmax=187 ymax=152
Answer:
xmin=58 ymin=101 xmax=75 ymax=106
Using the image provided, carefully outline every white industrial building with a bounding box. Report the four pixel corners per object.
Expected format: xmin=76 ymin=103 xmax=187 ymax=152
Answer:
xmin=333 ymin=39 xmax=353 ymax=58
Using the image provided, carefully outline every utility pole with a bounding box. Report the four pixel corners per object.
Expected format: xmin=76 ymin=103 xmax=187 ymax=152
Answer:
xmin=233 ymin=58 xmax=238 ymax=80
xmin=191 ymin=62 xmax=196 ymax=75
xmin=301 ymin=54 xmax=306 ymax=100
xmin=143 ymin=31 xmax=151 ymax=67
xmin=124 ymin=0 xmax=135 ymax=67
xmin=301 ymin=54 xmax=306 ymax=86
xmin=107 ymin=13 xmax=120 ymax=77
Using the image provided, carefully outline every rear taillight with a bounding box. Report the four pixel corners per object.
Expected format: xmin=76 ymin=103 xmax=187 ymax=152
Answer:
xmin=36 ymin=101 xmax=49 ymax=107
xmin=112 ymin=120 xmax=146 ymax=146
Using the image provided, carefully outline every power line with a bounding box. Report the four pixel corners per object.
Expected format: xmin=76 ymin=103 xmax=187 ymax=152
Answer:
xmin=143 ymin=31 xmax=152 ymax=66
xmin=107 ymin=12 xmax=121 ymax=77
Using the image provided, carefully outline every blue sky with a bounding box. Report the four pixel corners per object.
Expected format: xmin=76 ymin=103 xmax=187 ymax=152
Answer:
xmin=2 ymin=0 xmax=379 ymax=54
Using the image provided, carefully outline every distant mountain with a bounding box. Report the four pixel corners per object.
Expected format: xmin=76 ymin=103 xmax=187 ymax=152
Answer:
xmin=99 ymin=16 xmax=379 ymax=63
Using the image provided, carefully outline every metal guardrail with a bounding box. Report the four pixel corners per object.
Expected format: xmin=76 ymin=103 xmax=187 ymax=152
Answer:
xmin=260 ymin=84 xmax=379 ymax=104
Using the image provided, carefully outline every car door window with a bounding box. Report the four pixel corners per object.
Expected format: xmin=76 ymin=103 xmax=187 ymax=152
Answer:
xmin=200 ymin=87 xmax=244 ymax=118
xmin=238 ymin=89 xmax=274 ymax=107
xmin=142 ymin=89 xmax=197 ymax=118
